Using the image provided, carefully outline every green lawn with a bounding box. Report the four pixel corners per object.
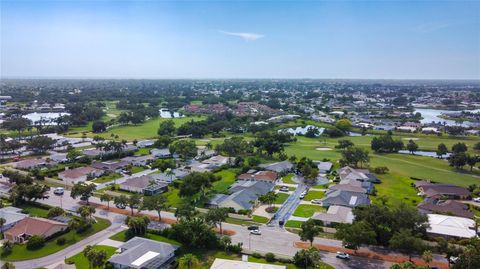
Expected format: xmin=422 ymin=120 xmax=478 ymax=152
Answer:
xmin=285 ymin=220 xmax=304 ymax=229
xmin=134 ymin=147 xmax=151 ymax=156
xmin=18 ymin=203 xmax=50 ymax=218
xmin=163 ymin=187 xmax=182 ymax=208
xmin=68 ymin=115 xmax=206 ymax=141
xmin=275 ymin=192 xmax=290 ymax=204
xmin=252 ymin=215 xmax=270 ymax=224
xmin=1 ymin=218 xmax=111 ymax=261
xmin=303 ymin=190 xmax=325 ymax=201
xmin=292 ymin=204 xmax=326 ymax=218
xmin=66 ymin=245 xmax=117 ymax=269
xmin=109 ymin=230 xmax=181 ymax=246
xmin=212 ymin=169 xmax=239 ymax=193
xmin=129 ymin=166 xmax=145 ymax=174
xmin=281 ymin=173 xmax=297 ymax=184
xmin=92 ymin=173 xmax=122 ymax=184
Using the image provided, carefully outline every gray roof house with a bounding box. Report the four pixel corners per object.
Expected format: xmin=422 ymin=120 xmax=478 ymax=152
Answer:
xmin=0 ymin=207 xmax=28 ymax=231
xmin=207 ymin=180 xmax=275 ymax=211
xmin=314 ymin=161 xmax=333 ymax=174
xmin=122 ymin=155 xmax=156 ymax=167
xmin=149 ymin=169 xmax=189 ymax=183
xmin=311 ymin=205 xmax=354 ymax=225
xmin=136 ymin=140 xmax=155 ymax=148
xmin=337 ymin=166 xmax=380 ymax=183
xmin=109 ymin=237 xmax=178 ymax=269
xmin=321 ymin=190 xmax=370 ymax=208
xmin=151 ymin=148 xmax=171 ymax=158
xmin=260 ymin=161 xmax=293 ymax=174
xmin=119 ymin=175 xmax=168 ymax=196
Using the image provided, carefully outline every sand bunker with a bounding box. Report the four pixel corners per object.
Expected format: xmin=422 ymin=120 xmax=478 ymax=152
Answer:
xmin=401 ymin=137 xmax=420 ymax=141
xmin=316 ymin=147 xmax=332 ymax=151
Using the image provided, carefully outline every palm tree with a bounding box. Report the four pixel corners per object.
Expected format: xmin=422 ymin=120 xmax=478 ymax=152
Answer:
xmin=0 ymin=217 xmax=6 ymax=237
xmin=100 ymin=193 xmax=113 ymax=210
xmin=422 ymin=250 xmax=433 ymax=268
xmin=178 ymin=254 xmax=200 ymax=269
xmin=68 ymin=217 xmax=81 ymax=240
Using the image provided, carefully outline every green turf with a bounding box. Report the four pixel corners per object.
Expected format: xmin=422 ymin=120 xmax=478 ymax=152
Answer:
xmin=274 ymin=192 xmax=290 ymax=204
xmin=303 ymin=190 xmax=325 ymax=201
xmin=129 ymin=166 xmax=145 ymax=174
xmin=109 ymin=230 xmax=181 ymax=246
xmin=18 ymin=203 xmax=50 ymax=218
xmin=134 ymin=147 xmax=151 ymax=156
xmin=66 ymin=245 xmax=117 ymax=269
xmin=68 ymin=115 xmax=206 ymax=141
xmin=212 ymin=169 xmax=239 ymax=193
xmin=92 ymin=173 xmax=122 ymax=183
xmin=252 ymin=215 xmax=270 ymax=224
xmin=163 ymin=187 xmax=182 ymax=208
xmin=1 ymin=218 xmax=111 ymax=261
xmin=292 ymin=204 xmax=326 ymax=218
xmin=281 ymin=173 xmax=297 ymax=184
xmin=285 ymin=220 xmax=304 ymax=229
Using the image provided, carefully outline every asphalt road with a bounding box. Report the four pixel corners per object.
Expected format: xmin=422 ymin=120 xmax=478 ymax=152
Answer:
xmin=14 ymin=190 xmax=397 ymax=269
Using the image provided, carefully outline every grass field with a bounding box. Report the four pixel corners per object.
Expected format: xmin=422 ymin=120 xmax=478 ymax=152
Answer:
xmin=282 ymin=173 xmax=297 ymax=184
xmin=92 ymin=172 xmax=122 ymax=184
xmin=252 ymin=215 xmax=270 ymax=224
xmin=285 ymin=220 xmax=304 ymax=228
xmin=2 ymin=218 xmax=111 ymax=261
xmin=109 ymin=230 xmax=181 ymax=246
xmin=303 ymin=190 xmax=325 ymax=201
xmin=18 ymin=203 xmax=50 ymax=218
xmin=292 ymin=204 xmax=326 ymax=218
xmin=163 ymin=187 xmax=182 ymax=208
xmin=66 ymin=245 xmax=117 ymax=268
xmin=68 ymin=115 xmax=206 ymax=141
xmin=212 ymin=169 xmax=239 ymax=193
xmin=274 ymin=192 xmax=290 ymax=204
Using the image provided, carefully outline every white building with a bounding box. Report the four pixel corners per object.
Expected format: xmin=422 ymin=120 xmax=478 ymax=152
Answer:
xmin=427 ymin=214 xmax=477 ymax=238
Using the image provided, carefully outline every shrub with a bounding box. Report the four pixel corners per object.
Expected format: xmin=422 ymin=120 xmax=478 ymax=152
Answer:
xmin=373 ymin=166 xmax=389 ymax=174
xmin=251 ymin=252 xmax=263 ymax=259
xmin=277 ymin=257 xmax=293 ymax=264
xmin=57 ymin=237 xmax=66 ymax=245
xmin=26 ymin=235 xmax=45 ymax=250
xmin=227 ymin=243 xmax=243 ymax=254
xmin=265 ymin=252 xmax=276 ymax=262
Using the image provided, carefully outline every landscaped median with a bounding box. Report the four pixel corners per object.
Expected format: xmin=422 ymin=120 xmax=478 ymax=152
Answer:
xmin=0 ymin=217 xmax=111 ymax=261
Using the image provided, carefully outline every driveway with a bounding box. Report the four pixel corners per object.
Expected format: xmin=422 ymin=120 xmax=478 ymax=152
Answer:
xmin=272 ymin=175 xmax=307 ymax=227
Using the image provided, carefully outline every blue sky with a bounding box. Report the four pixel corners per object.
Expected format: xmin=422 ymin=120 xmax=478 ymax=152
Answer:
xmin=1 ymin=0 xmax=479 ymax=79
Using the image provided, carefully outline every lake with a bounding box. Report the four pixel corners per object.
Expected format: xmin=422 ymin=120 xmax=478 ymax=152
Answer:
xmin=159 ymin=108 xmax=184 ymax=118
xmin=414 ymin=108 xmax=480 ymax=127
xmin=281 ymin=125 xmax=325 ymax=136
xmin=398 ymin=150 xmax=451 ymax=158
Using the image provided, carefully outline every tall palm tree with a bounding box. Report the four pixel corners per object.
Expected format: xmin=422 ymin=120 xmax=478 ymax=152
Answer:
xmin=178 ymin=254 xmax=200 ymax=269
xmin=0 ymin=217 xmax=6 ymax=237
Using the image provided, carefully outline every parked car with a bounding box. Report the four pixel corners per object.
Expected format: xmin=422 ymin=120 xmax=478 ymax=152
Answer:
xmin=336 ymin=252 xmax=350 ymax=259
xmin=450 ymin=256 xmax=459 ymax=264
xmin=473 ymin=197 xmax=480 ymax=203
xmin=279 ymin=186 xmax=289 ymax=192
xmin=250 ymin=229 xmax=262 ymax=235
xmin=247 ymin=225 xmax=259 ymax=230
xmin=279 ymin=219 xmax=285 ymax=226
xmin=299 ymin=193 xmax=306 ymax=199
xmin=53 ymin=187 xmax=64 ymax=195
xmin=116 ymin=204 xmax=126 ymax=209
xmin=311 ymin=199 xmax=322 ymax=204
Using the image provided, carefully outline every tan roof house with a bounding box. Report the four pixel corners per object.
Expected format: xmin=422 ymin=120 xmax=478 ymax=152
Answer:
xmin=4 ymin=217 xmax=68 ymax=243
xmin=58 ymin=166 xmax=103 ymax=186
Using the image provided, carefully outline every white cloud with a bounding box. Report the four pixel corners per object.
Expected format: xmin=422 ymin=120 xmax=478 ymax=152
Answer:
xmin=219 ymin=30 xmax=264 ymax=41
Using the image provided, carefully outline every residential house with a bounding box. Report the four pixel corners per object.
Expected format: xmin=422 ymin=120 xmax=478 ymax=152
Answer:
xmin=14 ymin=159 xmax=47 ymax=170
xmin=337 ymin=166 xmax=380 ymax=183
xmin=4 ymin=217 xmax=68 ymax=243
xmin=92 ymin=160 xmax=129 ymax=173
xmin=314 ymin=161 xmax=333 ymax=174
xmin=109 ymin=237 xmax=179 ymax=269
xmin=207 ymin=180 xmax=275 ymax=211
xmin=321 ymin=190 xmax=370 ymax=208
xmin=418 ymin=198 xmax=474 ymax=219
xmin=122 ymin=155 xmax=155 ymax=167
xmin=0 ymin=207 xmax=28 ymax=231
xmin=150 ymin=148 xmax=171 ymax=158
xmin=136 ymin=140 xmax=154 ymax=148
xmin=427 ymin=214 xmax=477 ymax=239
xmin=49 ymin=153 xmax=68 ymax=163
xmin=414 ymin=181 xmax=471 ymax=199
xmin=58 ymin=166 xmax=103 ymax=185
xmin=311 ymin=205 xmax=354 ymax=226
xmin=237 ymin=170 xmax=278 ymax=183
xmin=260 ymin=161 xmax=294 ymax=174
xmin=149 ymin=169 xmax=189 ymax=183
xmin=119 ymin=175 xmax=168 ymax=195
xmin=210 ymin=258 xmax=286 ymax=269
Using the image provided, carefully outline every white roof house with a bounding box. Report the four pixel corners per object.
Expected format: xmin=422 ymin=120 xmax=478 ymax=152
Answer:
xmin=427 ymin=214 xmax=477 ymax=238
xmin=210 ymin=258 xmax=286 ymax=269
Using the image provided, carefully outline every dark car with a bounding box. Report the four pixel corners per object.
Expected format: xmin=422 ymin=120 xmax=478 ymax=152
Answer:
xmin=248 ymin=225 xmax=259 ymax=230
xmin=116 ymin=204 xmax=127 ymax=209
xmin=279 ymin=219 xmax=285 ymax=226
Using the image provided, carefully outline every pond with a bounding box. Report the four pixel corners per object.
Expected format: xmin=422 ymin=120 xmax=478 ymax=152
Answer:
xmin=159 ymin=108 xmax=184 ymax=118
xmin=23 ymin=112 xmax=69 ymax=125
xmin=398 ymin=150 xmax=451 ymax=158
xmin=281 ymin=125 xmax=325 ymax=136
xmin=414 ymin=108 xmax=480 ymax=127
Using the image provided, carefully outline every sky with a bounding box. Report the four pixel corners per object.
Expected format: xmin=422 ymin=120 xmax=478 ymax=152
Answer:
xmin=1 ymin=0 xmax=479 ymax=79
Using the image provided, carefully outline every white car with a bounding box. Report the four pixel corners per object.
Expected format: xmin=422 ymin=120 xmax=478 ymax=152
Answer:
xmin=335 ymin=252 xmax=350 ymax=259
xmin=311 ymin=199 xmax=322 ymax=205
xmin=53 ymin=187 xmax=64 ymax=195
xmin=450 ymin=256 xmax=459 ymax=264
xmin=250 ymin=229 xmax=262 ymax=235
xmin=473 ymin=197 xmax=480 ymax=203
